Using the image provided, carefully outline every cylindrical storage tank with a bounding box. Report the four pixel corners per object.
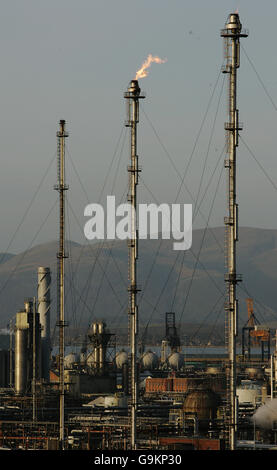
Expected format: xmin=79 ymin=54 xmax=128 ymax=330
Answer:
xmin=15 ymin=328 xmax=28 ymax=394
xmin=183 ymin=388 xmax=220 ymax=421
xmin=168 ymin=352 xmax=184 ymax=370
xmin=24 ymin=300 xmax=32 ymax=313
xmin=99 ymin=346 xmax=104 ymax=371
xmin=37 ymin=267 xmax=51 ymax=382
xmin=237 ymin=380 xmax=262 ymax=404
xmin=94 ymin=347 xmax=100 ymax=369
xmin=92 ymin=323 xmax=98 ymax=334
xmin=86 ymin=349 xmax=99 ymax=369
xmin=141 ymin=350 xmax=159 ymax=370
xmin=115 ymin=350 xmax=128 ymax=369
xmin=98 ymin=322 xmax=104 ymax=334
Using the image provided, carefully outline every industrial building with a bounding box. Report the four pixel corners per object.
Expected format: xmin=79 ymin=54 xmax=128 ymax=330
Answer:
xmin=0 ymin=264 xmax=276 ymax=451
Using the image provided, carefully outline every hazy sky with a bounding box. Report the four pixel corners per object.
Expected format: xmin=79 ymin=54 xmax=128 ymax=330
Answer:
xmin=0 ymin=0 xmax=277 ymax=253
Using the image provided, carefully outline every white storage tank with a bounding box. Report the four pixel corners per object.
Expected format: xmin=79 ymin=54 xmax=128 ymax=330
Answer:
xmin=115 ymin=350 xmax=128 ymax=369
xmin=168 ymin=352 xmax=184 ymax=370
xmin=140 ymin=350 xmax=159 ymax=370
xmin=104 ymin=394 xmax=127 ymax=408
xmin=237 ymin=380 xmax=262 ymax=404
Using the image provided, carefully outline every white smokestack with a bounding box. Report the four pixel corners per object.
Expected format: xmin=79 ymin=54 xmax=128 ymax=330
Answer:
xmin=37 ymin=267 xmax=51 ymax=381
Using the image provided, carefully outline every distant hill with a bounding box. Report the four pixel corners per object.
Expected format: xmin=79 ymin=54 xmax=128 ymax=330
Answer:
xmin=0 ymin=227 xmax=276 ymax=342
xmin=0 ymin=253 xmax=14 ymax=265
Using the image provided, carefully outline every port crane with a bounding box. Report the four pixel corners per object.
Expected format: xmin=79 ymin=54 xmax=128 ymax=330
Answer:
xmin=241 ymin=298 xmax=270 ymax=361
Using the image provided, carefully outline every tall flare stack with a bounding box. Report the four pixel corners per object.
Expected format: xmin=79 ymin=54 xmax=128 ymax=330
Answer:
xmin=124 ymin=79 xmax=145 ymax=449
xmin=221 ymin=13 xmax=248 ymax=450
xmin=55 ymin=119 xmax=69 ymax=450
xmin=37 ymin=267 xmax=51 ymax=382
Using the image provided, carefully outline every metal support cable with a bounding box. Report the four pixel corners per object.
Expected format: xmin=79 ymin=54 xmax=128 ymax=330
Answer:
xmin=139 ymin=175 xmax=225 ymax=343
xmin=64 ymin=127 xmax=127 ymax=291
xmin=137 ymin=140 xmax=226 ymax=316
xmin=66 ymin=198 xmax=125 ymax=311
xmin=171 ymin=142 xmax=226 ymax=313
xmin=177 ymin=157 xmax=225 ymax=328
xmin=141 ymin=65 xmax=223 ymax=199
xmin=241 ymin=44 xmax=277 ymax=113
xmin=0 ymin=197 xmax=58 ymax=298
xmin=189 ymin=294 xmax=225 ymax=343
xmin=64 ymin=130 xmax=129 ymax=326
xmin=140 ymin=177 xmax=225 ymax=296
xmin=141 ymin=107 xmax=225 ymax=267
xmin=240 ymin=135 xmax=277 ymax=192
xmin=0 ymin=152 xmax=57 ymax=266
xmin=64 ymin=196 xmax=78 ymax=330
xmin=192 ymin=74 xmax=226 ymax=220
xmin=196 ymin=301 xmax=226 ymax=355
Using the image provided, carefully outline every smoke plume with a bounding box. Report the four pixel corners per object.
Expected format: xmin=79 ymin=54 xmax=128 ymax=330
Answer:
xmin=252 ymin=399 xmax=277 ymax=429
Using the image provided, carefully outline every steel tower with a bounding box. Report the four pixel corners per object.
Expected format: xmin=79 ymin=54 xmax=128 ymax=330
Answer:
xmin=55 ymin=119 xmax=69 ymax=449
xmin=221 ymin=13 xmax=248 ymax=450
xmin=124 ymin=80 xmax=144 ymax=449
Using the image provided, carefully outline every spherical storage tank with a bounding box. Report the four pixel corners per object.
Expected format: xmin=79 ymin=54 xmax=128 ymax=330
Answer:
xmin=183 ymin=388 xmax=220 ymax=421
xmin=115 ymin=350 xmax=128 ymax=369
xmin=141 ymin=350 xmax=159 ymax=370
xmin=168 ymin=352 xmax=184 ymax=370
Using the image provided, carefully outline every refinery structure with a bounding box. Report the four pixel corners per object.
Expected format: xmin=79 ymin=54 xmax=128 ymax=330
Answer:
xmin=1 ymin=12 xmax=277 ymax=452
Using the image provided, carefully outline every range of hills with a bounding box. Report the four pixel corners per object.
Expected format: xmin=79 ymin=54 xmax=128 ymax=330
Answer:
xmin=0 ymin=227 xmax=276 ymax=343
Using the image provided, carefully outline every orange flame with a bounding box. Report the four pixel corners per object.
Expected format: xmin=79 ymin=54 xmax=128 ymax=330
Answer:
xmin=135 ymin=54 xmax=167 ymax=80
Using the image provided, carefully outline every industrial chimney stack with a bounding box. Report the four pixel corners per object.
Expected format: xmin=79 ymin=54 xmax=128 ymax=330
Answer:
xmin=37 ymin=267 xmax=51 ymax=382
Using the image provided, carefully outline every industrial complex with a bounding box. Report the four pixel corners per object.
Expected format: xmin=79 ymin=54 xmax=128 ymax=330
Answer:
xmin=1 ymin=12 xmax=277 ymax=453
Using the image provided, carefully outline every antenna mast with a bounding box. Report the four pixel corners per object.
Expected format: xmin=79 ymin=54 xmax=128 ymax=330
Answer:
xmin=221 ymin=13 xmax=248 ymax=450
xmin=124 ymin=80 xmax=144 ymax=449
xmin=55 ymin=119 xmax=69 ymax=450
